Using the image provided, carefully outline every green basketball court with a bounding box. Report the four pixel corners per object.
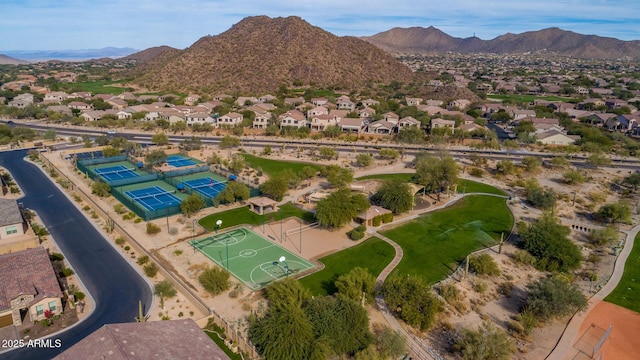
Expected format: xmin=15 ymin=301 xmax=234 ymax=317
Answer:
xmin=190 ymin=227 xmax=316 ymax=290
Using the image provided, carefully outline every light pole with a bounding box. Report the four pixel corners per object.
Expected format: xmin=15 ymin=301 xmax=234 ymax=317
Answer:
xmin=215 ymin=219 xmax=227 ymax=269
xmin=278 ymin=256 xmax=289 ymax=277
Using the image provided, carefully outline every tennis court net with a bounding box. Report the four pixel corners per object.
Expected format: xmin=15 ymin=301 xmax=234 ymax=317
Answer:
xmin=97 ymin=168 xmax=137 ymax=176
xmin=128 ymin=190 xmax=177 ymax=202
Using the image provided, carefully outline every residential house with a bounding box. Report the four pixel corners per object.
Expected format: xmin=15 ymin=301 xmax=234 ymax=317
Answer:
xmin=279 ymin=110 xmax=307 ymax=129
xmin=106 ymin=98 xmax=128 ymax=110
xmin=307 ymin=106 xmax=329 ymax=118
xmin=382 ymin=112 xmax=399 ymax=124
xmin=309 ymin=114 xmax=338 ymax=131
xmin=258 ymin=94 xmax=276 ymax=103
xmin=252 ymin=102 xmax=277 ymax=112
xmin=46 ymin=105 xmax=73 ymax=117
xmin=217 ymin=112 xmax=243 ymax=128
xmin=0 ymin=198 xmax=33 ymax=254
xmin=53 ymin=319 xmax=230 ymax=360
xmin=577 ymin=98 xmax=606 ymax=110
xmin=574 ymin=86 xmax=590 ymax=95
xmin=339 ymin=117 xmax=365 ymax=133
xmin=361 ymin=99 xmax=380 ymax=107
xmin=69 ymin=91 xmax=92 ymax=100
xmin=311 ymin=97 xmax=329 ymax=107
xmin=510 ymin=109 xmax=536 ymax=121
xmin=212 ymin=94 xmax=231 ymax=101
xmin=67 ymin=101 xmax=93 ymax=111
xmin=8 ymin=93 xmax=34 ymax=108
xmin=116 ymin=92 xmax=137 ymax=101
xmin=80 ymin=110 xmax=115 ymax=122
xmin=0 ymin=247 xmax=63 ymax=328
xmin=425 ymin=99 xmax=444 ymax=107
xmin=367 ymin=120 xmax=395 ymax=134
xmin=406 ymin=97 xmax=423 ymax=106
xmin=430 ymin=118 xmax=456 ymax=134
xmin=591 ymin=88 xmax=613 ymax=97
xmin=358 ymin=107 xmax=376 ymax=119
xmin=92 ymin=94 xmax=114 ymax=101
xmin=184 ymin=94 xmax=201 ymax=106
xmin=583 ymin=112 xmax=616 ymax=127
xmin=116 ymin=110 xmax=133 ymax=120
xmin=397 ymin=116 xmax=421 ymax=130
xmin=235 ymin=96 xmax=258 ymax=106
xmin=605 ymin=114 xmax=639 ymax=132
xmin=43 ymin=91 xmax=69 ymax=103
xmin=605 ymin=99 xmax=628 ymax=110
xmin=447 ymin=99 xmax=472 ymax=111
xmin=547 ymin=102 xmax=574 ymax=112
xmin=536 ymin=129 xmax=578 ymax=145
xmin=336 ymin=98 xmax=355 ymax=111
xmin=564 ymin=109 xmax=594 ymax=121
xmin=284 ymin=97 xmax=305 ymax=106
xmin=252 ymin=111 xmax=271 ymax=129
xmin=158 ymin=94 xmax=179 ymax=102
xmin=137 ymin=95 xmax=157 ymax=103
xmin=186 ymin=112 xmax=215 ymax=126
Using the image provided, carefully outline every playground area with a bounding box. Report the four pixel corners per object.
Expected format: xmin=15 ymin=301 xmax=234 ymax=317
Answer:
xmin=190 ymin=226 xmax=316 ymax=290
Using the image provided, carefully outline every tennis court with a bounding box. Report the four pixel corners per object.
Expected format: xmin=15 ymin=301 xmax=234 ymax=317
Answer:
xmin=166 ymin=155 xmax=198 ymax=167
xmin=191 ymin=227 xmax=316 ymax=290
xmin=94 ymin=165 xmax=139 ymax=182
xmin=180 ymin=177 xmax=227 ymax=199
xmin=124 ymin=186 xmax=182 ymax=211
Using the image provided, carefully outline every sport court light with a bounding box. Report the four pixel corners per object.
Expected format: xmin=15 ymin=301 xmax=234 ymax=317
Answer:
xmin=278 ymin=256 xmax=289 ymax=278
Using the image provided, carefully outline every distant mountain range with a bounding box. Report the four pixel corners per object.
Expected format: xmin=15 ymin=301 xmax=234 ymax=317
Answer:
xmin=0 ymin=47 xmax=138 ymax=61
xmin=0 ymin=54 xmax=29 ymax=65
xmin=361 ymin=26 xmax=640 ymax=59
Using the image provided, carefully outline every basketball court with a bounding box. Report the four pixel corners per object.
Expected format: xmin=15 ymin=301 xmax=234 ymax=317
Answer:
xmin=190 ymin=227 xmax=316 ymax=290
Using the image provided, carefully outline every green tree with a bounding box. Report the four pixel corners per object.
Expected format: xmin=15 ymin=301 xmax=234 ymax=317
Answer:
xmin=414 ymin=153 xmax=458 ymax=200
xmin=43 ymin=129 xmax=57 ymax=141
xmin=154 ymin=280 xmax=177 ymax=309
xmin=180 ymin=136 xmax=202 ymax=151
xmin=264 ymin=277 xmax=311 ymax=312
xmin=378 ymin=148 xmax=399 ymax=160
xmin=335 ymin=267 xmax=376 ymax=304
xmin=145 ymin=149 xmax=167 ymax=166
xmin=526 ymin=186 xmax=556 ymax=210
xmin=250 ymin=303 xmax=316 ymax=360
xmin=521 ymin=156 xmax=541 ymax=172
xmin=260 ymin=176 xmax=288 ymax=201
xmin=586 ymin=152 xmax=611 ymax=168
xmin=199 ymin=266 xmax=230 ymax=295
xmin=151 ymin=132 xmax=169 ymax=145
xmin=321 ymin=164 xmax=353 ymax=188
xmin=514 ymin=120 xmax=535 ymax=136
xmin=622 ymin=172 xmax=640 ymax=191
xmin=219 ymin=135 xmax=241 ymax=148
xmin=370 ymin=179 xmax=414 ymax=214
xmin=495 ymin=159 xmax=517 ymax=175
xmin=215 ymin=181 xmax=250 ymax=203
xmin=319 ymin=147 xmax=337 ymax=160
xmin=228 ymin=154 xmax=245 ymax=174
xmin=374 ymin=326 xmax=407 ymax=359
xmin=562 ymin=170 xmax=586 ymax=185
xmin=396 ymin=126 xmax=425 ymax=144
xmin=469 ymin=253 xmax=501 ymax=276
xmin=454 ymin=322 xmax=515 ymax=360
xmin=180 ymin=194 xmax=205 ymax=217
xmin=316 ymin=188 xmax=370 ymax=228
xmin=517 ymin=214 xmax=582 ymax=272
xmin=91 ymin=181 xmax=111 ymax=197
xmin=524 ymin=275 xmax=587 ymax=321
xmin=101 ymin=146 xmax=120 ymax=158
xmin=597 ymin=202 xmax=632 ymax=224
xmin=170 ymin=120 xmax=187 ymax=133
xmin=355 ymin=153 xmax=373 ymax=167
xmin=322 ymin=125 xmax=341 ymax=138
xmin=381 ymin=275 xmax=443 ymax=331
xmin=587 ymin=226 xmax=618 ymax=247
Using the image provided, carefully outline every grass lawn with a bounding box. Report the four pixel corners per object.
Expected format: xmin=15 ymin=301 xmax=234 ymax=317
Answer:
xmin=205 ymin=331 xmax=243 ymax=360
xmin=242 ymin=153 xmax=322 ymax=178
xmin=298 ymin=236 xmax=395 ymax=296
xmin=381 ymin=195 xmax=513 ymax=284
xmin=198 ymin=202 xmax=315 ymax=231
xmin=487 ymin=94 xmax=576 ymax=103
xmin=605 ymin=233 xmax=640 ymax=313
xmin=356 ymin=172 xmax=506 ymax=196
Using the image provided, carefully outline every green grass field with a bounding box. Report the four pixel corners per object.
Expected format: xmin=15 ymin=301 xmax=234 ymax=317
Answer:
xmin=298 ymin=237 xmax=395 ymax=296
xmin=605 ymin=233 xmax=640 ymax=313
xmin=192 ymin=227 xmax=315 ymax=290
xmin=199 ymin=202 xmax=315 ymax=231
xmin=381 ymin=195 xmax=513 ymax=284
xmin=241 ymin=154 xmax=322 ymax=178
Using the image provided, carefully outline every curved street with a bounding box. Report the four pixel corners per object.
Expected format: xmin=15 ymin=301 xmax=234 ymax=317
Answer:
xmin=0 ymin=149 xmax=152 ymax=360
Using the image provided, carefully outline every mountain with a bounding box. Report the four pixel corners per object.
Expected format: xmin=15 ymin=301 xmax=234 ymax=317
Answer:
xmin=362 ymin=27 xmax=640 ymax=59
xmin=0 ymin=54 xmax=29 ymax=65
xmin=1 ymin=47 xmax=139 ymax=61
xmin=130 ymin=16 xmax=414 ymax=93
xmin=122 ymin=46 xmax=180 ymax=62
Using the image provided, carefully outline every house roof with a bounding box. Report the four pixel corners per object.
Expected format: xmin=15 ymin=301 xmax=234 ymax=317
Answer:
xmin=0 ymin=198 xmax=25 ymax=227
xmin=339 ymin=118 xmax=364 ymax=127
xmin=54 ymin=319 xmax=230 ymax=360
xmin=0 ymin=247 xmax=62 ymax=311
xmin=358 ymin=205 xmax=392 ymax=221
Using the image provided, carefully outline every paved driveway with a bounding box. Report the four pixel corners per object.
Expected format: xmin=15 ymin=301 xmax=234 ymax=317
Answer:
xmin=0 ymin=150 xmax=152 ymax=360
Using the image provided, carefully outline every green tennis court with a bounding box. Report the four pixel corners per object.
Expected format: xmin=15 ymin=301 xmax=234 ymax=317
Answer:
xmin=191 ymin=227 xmax=316 ymax=290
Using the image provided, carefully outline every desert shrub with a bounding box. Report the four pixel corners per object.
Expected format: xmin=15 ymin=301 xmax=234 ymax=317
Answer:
xmin=49 ymin=252 xmax=64 ymax=261
xmin=497 ymin=281 xmax=514 ymax=297
xmin=115 ymin=237 xmax=125 ymax=246
xmin=469 ymin=253 xmax=501 ymax=276
xmin=439 ymin=283 xmax=462 ymax=303
xmin=144 ymin=263 xmax=158 ymax=277
xmin=74 ymin=291 xmax=86 ymax=301
xmin=124 ymin=246 xmax=130 ymax=251
xmin=372 ymin=215 xmax=382 ymax=226
xmin=146 ymin=223 xmax=161 ymax=235
xmin=199 ymin=267 xmax=230 ymax=295
xmin=474 ymin=280 xmax=488 ymax=293
xmin=113 ymin=204 xmax=127 ymax=214
xmin=59 ymin=267 xmax=74 ymax=278
xmin=348 ymin=228 xmax=365 ymax=240
xmin=513 ymin=249 xmax=536 ymax=266
xmin=137 ymin=255 xmax=149 ymax=265
xmin=469 ymin=167 xmax=484 ymax=177
xmin=381 ymin=213 xmax=393 ymax=223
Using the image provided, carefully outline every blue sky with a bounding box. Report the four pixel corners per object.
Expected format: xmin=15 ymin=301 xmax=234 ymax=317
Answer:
xmin=1 ymin=0 xmax=639 ymax=51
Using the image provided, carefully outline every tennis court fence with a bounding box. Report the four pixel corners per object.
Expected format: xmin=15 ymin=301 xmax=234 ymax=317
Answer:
xmin=159 ymin=164 xmax=210 ymax=179
xmin=111 ymin=186 xmax=182 ymax=221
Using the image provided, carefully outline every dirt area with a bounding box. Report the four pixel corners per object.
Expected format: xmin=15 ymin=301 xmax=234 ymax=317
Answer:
xmin=34 ymin=138 xmax=638 ymax=359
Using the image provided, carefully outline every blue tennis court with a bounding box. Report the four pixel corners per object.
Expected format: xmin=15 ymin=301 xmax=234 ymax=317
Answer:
xmin=180 ymin=177 xmax=227 ymax=198
xmin=124 ymin=186 xmax=182 ymax=211
xmin=166 ymin=155 xmax=197 ymax=167
xmin=95 ymin=165 xmax=139 ymax=181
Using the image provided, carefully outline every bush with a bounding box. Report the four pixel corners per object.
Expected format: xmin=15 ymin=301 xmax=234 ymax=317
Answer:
xmin=513 ymin=249 xmax=536 ymax=266
xmin=91 ymin=181 xmax=111 ymax=197
xmin=59 ymin=267 xmax=75 ymax=278
xmin=113 ymin=204 xmax=127 ymax=214
xmin=469 ymin=253 xmax=501 ymax=276
xmin=199 ymin=267 xmax=230 ymax=295
xmin=144 ymin=263 xmax=158 ymax=277
xmin=497 ymin=281 xmax=514 ymax=297
xmin=474 ymin=280 xmax=488 ymax=293
xmin=49 ymin=252 xmax=64 ymax=261
xmin=469 ymin=167 xmax=484 ymax=177
xmin=74 ymin=291 xmax=86 ymax=301
xmin=115 ymin=237 xmax=125 ymax=246
xmin=124 ymin=246 xmax=130 ymax=251
xmin=137 ymin=255 xmax=149 ymax=265
xmin=372 ymin=216 xmax=382 ymax=226
xmin=146 ymin=223 xmax=161 ymax=235
xmin=381 ymin=213 xmax=393 ymax=223
xmin=439 ymin=283 xmax=462 ymax=303
xmin=348 ymin=228 xmax=365 ymax=240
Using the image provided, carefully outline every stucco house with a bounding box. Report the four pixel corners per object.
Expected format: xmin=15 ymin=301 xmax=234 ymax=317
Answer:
xmin=0 ymin=247 xmax=63 ymax=328
xmin=185 ymin=112 xmax=215 ymax=126
xmin=430 ymin=118 xmax=456 ymax=134
xmin=279 ymin=110 xmax=307 ymax=129
xmin=216 ymin=112 xmax=244 ymax=128
xmin=367 ymin=120 xmax=395 ymax=134
xmin=398 ymin=116 xmax=421 ymax=130
xmin=339 ymin=117 xmax=365 ymax=133
xmin=43 ymin=91 xmax=69 ymax=103
xmin=536 ymin=129 xmax=578 ymax=145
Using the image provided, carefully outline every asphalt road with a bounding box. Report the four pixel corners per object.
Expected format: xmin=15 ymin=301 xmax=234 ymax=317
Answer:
xmin=0 ymin=149 xmax=152 ymax=360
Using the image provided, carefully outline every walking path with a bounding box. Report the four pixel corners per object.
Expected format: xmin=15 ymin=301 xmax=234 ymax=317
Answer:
xmin=546 ymin=223 xmax=640 ymax=360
